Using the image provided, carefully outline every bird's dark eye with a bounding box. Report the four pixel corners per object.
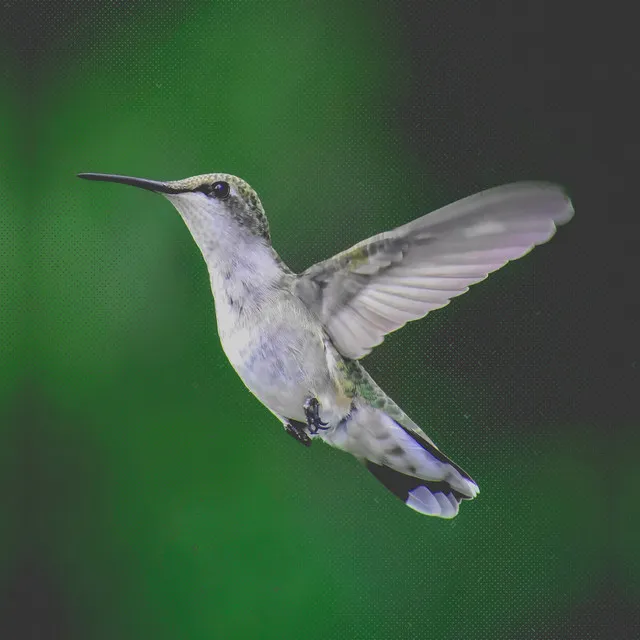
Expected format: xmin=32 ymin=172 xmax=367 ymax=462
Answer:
xmin=210 ymin=181 xmax=230 ymax=200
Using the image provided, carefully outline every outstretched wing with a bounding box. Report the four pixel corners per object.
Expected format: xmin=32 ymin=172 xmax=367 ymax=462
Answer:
xmin=294 ymin=182 xmax=574 ymax=359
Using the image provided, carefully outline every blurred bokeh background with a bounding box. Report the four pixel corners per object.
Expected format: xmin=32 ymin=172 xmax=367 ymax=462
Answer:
xmin=1 ymin=1 xmax=637 ymax=638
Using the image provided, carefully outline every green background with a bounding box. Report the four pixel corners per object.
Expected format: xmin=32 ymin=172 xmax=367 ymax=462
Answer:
xmin=1 ymin=1 xmax=637 ymax=638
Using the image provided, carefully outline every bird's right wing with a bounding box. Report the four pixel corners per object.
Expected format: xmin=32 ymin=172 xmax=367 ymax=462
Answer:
xmin=294 ymin=182 xmax=574 ymax=360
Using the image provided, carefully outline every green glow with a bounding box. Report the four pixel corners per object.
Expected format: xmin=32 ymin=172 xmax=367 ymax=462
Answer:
xmin=1 ymin=2 xmax=618 ymax=638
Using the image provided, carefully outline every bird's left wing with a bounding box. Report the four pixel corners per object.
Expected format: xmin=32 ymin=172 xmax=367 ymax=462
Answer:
xmin=294 ymin=182 xmax=574 ymax=360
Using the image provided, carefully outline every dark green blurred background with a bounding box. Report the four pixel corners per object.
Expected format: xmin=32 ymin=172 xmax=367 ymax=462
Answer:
xmin=1 ymin=1 xmax=637 ymax=638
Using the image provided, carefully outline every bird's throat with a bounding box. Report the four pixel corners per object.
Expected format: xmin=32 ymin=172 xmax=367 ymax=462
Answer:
xmin=207 ymin=241 xmax=286 ymax=320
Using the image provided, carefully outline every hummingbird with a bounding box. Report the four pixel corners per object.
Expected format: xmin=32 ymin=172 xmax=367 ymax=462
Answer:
xmin=78 ymin=171 xmax=573 ymax=518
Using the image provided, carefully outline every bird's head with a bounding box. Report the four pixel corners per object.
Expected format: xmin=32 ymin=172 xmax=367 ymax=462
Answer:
xmin=78 ymin=172 xmax=271 ymax=254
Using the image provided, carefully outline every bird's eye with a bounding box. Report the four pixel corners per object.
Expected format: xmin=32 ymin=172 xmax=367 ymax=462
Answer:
xmin=209 ymin=181 xmax=230 ymax=200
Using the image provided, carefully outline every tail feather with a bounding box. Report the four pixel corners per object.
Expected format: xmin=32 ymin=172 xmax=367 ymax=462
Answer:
xmin=354 ymin=409 xmax=479 ymax=518
xmin=394 ymin=421 xmax=475 ymax=487
xmin=366 ymin=460 xmax=470 ymax=519
xmin=328 ymin=405 xmax=479 ymax=517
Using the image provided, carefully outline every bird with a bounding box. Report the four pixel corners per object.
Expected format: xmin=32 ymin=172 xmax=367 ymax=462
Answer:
xmin=77 ymin=171 xmax=574 ymax=518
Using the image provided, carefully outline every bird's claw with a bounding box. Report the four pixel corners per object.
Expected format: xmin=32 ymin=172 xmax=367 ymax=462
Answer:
xmin=284 ymin=420 xmax=312 ymax=447
xmin=303 ymin=397 xmax=329 ymax=434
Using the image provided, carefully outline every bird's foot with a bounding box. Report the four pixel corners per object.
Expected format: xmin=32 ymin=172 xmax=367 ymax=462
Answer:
xmin=303 ymin=397 xmax=330 ymax=434
xmin=284 ymin=420 xmax=312 ymax=447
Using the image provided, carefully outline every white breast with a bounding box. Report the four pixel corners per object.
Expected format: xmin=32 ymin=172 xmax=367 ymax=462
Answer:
xmin=218 ymin=295 xmax=333 ymax=421
xmin=202 ymin=240 xmax=336 ymax=422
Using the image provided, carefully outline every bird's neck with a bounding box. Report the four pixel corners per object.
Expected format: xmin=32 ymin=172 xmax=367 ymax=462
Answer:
xmin=173 ymin=204 xmax=289 ymax=321
xmin=204 ymin=237 xmax=288 ymax=319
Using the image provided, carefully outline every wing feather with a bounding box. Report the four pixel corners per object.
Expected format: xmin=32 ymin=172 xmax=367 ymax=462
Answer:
xmin=295 ymin=182 xmax=574 ymax=359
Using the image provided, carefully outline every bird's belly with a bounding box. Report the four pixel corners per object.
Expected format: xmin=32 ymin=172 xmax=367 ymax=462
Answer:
xmin=222 ymin=323 xmax=330 ymax=421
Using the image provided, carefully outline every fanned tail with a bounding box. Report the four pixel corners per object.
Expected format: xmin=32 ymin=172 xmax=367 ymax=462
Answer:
xmin=366 ymin=460 xmax=475 ymax=518
xmin=338 ymin=406 xmax=479 ymax=518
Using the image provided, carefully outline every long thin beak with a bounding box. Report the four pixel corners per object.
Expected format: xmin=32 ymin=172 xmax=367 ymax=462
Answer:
xmin=77 ymin=172 xmax=183 ymax=194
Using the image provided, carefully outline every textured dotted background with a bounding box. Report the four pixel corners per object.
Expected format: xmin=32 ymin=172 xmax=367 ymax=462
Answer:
xmin=1 ymin=1 xmax=638 ymax=639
